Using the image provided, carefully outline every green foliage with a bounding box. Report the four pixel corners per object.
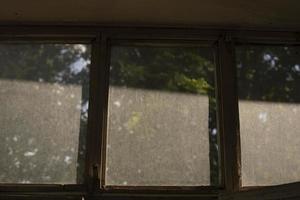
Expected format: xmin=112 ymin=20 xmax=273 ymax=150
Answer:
xmin=173 ymin=73 xmax=212 ymax=94
xmin=236 ymin=46 xmax=300 ymax=102
xmin=110 ymin=47 xmax=215 ymax=95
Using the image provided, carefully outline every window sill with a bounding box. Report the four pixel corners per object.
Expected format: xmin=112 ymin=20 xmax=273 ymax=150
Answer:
xmin=220 ymin=182 xmax=300 ymax=200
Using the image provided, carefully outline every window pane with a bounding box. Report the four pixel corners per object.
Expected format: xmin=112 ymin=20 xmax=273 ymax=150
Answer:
xmin=0 ymin=44 xmax=90 ymax=184
xmin=237 ymin=45 xmax=300 ymax=186
xmin=106 ymin=46 xmax=218 ymax=186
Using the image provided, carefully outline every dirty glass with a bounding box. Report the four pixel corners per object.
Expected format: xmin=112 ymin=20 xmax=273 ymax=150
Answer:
xmin=0 ymin=44 xmax=90 ymax=184
xmin=237 ymin=45 xmax=300 ymax=186
xmin=106 ymin=46 xmax=219 ymax=186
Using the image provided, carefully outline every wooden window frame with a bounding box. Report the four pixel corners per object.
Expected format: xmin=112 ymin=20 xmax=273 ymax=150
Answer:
xmin=0 ymin=25 xmax=299 ymax=200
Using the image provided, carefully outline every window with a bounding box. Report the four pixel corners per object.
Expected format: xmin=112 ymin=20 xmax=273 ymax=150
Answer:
xmin=106 ymin=46 xmax=219 ymax=187
xmin=0 ymin=27 xmax=299 ymax=200
xmin=236 ymin=45 xmax=300 ymax=187
xmin=0 ymin=43 xmax=90 ymax=184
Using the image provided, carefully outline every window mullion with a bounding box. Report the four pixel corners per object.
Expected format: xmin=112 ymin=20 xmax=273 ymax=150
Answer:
xmin=86 ymin=34 xmax=103 ymax=194
xmin=216 ymin=34 xmax=241 ymax=193
xmin=98 ymin=34 xmax=111 ymax=190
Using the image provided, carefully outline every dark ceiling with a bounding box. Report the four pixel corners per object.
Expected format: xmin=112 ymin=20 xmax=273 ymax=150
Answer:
xmin=0 ymin=0 xmax=299 ymax=28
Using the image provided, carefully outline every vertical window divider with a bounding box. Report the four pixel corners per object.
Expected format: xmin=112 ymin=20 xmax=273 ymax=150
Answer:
xmin=86 ymin=33 xmax=102 ymax=196
xmin=98 ymin=33 xmax=111 ymax=190
xmin=216 ymin=33 xmax=241 ymax=193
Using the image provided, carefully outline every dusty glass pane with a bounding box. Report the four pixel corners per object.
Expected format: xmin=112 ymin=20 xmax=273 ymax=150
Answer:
xmin=237 ymin=46 xmax=300 ymax=186
xmin=106 ymin=46 xmax=218 ymax=186
xmin=0 ymin=44 xmax=90 ymax=184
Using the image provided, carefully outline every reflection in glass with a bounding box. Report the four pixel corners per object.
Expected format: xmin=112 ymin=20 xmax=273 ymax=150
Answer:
xmin=237 ymin=46 xmax=300 ymax=186
xmin=0 ymin=44 xmax=90 ymax=184
xmin=106 ymin=46 xmax=218 ymax=186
